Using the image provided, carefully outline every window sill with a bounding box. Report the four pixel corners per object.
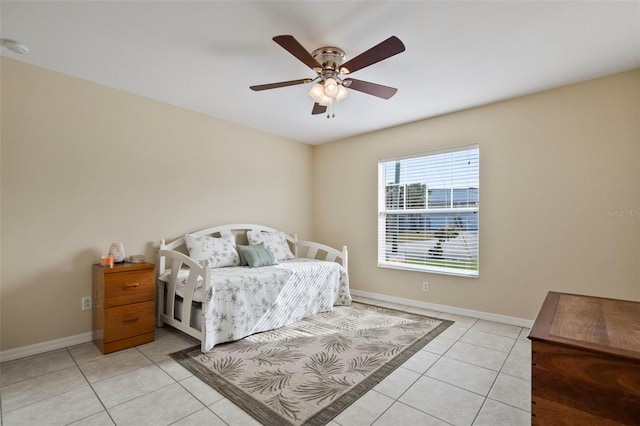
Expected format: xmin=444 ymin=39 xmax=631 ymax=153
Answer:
xmin=378 ymin=261 xmax=479 ymax=278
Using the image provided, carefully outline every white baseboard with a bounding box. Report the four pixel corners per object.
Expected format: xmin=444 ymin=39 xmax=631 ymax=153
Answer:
xmin=351 ymin=289 xmax=534 ymax=329
xmin=0 ymin=332 xmax=93 ymax=363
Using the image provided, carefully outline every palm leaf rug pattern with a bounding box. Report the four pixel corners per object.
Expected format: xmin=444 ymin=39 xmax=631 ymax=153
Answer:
xmin=171 ymin=302 xmax=453 ymax=426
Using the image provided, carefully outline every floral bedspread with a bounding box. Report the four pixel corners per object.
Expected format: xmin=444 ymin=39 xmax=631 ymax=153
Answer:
xmin=198 ymin=259 xmax=350 ymax=351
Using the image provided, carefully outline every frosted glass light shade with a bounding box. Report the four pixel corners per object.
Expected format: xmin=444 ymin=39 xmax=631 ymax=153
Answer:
xmin=336 ymin=85 xmax=349 ymax=102
xmin=323 ymin=78 xmax=339 ymax=97
xmin=308 ymin=83 xmax=324 ymax=102
xmin=318 ymin=93 xmax=333 ymax=107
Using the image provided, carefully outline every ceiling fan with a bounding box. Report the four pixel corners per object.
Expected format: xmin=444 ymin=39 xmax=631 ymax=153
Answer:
xmin=250 ymin=35 xmax=405 ymax=117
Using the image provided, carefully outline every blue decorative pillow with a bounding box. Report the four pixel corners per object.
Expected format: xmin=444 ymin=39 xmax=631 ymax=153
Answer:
xmin=237 ymin=243 xmax=277 ymax=268
xmin=236 ymin=244 xmax=249 ymax=266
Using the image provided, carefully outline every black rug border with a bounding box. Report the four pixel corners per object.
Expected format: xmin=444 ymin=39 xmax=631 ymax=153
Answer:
xmin=170 ymin=302 xmax=454 ymax=426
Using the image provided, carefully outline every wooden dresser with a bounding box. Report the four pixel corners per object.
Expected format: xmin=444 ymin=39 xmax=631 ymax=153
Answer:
xmin=93 ymin=262 xmax=156 ymax=354
xmin=528 ymin=291 xmax=640 ymax=425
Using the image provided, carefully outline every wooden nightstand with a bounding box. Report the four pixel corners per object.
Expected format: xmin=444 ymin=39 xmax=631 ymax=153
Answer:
xmin=93 ymin=262 xmax=156 ymax=354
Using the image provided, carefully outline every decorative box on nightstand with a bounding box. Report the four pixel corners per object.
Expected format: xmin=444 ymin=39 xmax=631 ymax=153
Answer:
xmin=92 ymin=262 xmax=156 ymax=354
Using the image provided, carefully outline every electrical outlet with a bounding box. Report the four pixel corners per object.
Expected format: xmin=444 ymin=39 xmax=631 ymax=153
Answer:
xmin=82 ymin=296 xmax=92 ymax=311
xmin=422 ymin=281 xmax=430 ymax=292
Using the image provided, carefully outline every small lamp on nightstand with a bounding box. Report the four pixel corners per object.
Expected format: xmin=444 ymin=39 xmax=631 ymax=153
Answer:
xmin=108 ymin=242 xmax=125 ymax=263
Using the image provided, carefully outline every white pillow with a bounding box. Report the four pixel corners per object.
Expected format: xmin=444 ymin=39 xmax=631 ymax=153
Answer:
xmin=184 ymin=234 xmax=240 ymax=268
xmin=246 ymin=230 xmax=295 ymax=261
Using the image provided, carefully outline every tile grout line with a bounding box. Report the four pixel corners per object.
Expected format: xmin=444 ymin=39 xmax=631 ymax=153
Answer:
xmin=168 ymin=367 xmax=230 ymax=426
xmin=411 ymin=302 xmax=529 ymax=424
xmin=65 ymin=347 xmax=115 ymax=426
xmin=387 ymin=304 xmax=479 ymax=425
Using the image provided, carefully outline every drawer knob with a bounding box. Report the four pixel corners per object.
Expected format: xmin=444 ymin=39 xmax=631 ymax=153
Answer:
xmin=123 ymin=316 xmax=139 ymax=323
xmin=122 ymin=283 xmax=140 ymax=289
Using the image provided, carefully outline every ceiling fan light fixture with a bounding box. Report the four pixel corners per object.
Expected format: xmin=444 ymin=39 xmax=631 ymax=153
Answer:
xmin=317 ymin=93 xmax=333 ymax=107
xmin=251 ymin=35 xmax=405 ymax=116
xmin=308 ymin=83 xmax=325 ymax=102
xmin=323 ymin=78 xmax=339 ymax=97
xmin=336 ymin=85 xmax=349 ymax=102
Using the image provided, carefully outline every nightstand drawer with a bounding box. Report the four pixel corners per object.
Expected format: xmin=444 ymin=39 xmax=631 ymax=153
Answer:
xmin=103 ymin=301 xmax=155 ymax=343
xmin=104 ymin=269 xmax=154 ymax=307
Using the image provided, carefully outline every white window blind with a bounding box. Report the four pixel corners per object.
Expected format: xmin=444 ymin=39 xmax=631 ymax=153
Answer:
xmin=378 ymin=146 xmax=479 ymax=277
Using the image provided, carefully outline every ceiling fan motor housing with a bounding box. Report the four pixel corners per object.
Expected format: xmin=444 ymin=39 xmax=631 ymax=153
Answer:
xmin=311 ymin=47 xmax=345 ymax=78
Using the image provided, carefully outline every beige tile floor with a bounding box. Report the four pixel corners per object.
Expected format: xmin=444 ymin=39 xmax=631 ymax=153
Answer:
xmin=0 ymin=297 xmax=531 ymax=426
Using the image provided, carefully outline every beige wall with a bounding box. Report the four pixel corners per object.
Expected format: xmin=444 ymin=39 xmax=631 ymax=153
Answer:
xmin=0 ymin=58 xmax=314 ymax=351
xmin=314 ymin=69 xmax=640 ymax=321
xmin=2 ymin=57 xmax=639 ymax=352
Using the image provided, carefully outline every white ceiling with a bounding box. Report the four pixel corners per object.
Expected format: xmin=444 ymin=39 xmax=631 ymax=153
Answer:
xmin=2 ymin=1 xmax=639 ymax=145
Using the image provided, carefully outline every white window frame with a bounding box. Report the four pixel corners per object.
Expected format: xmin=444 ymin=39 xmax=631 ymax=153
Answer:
xmin=377 ymin=145 xmax=479 ymax=277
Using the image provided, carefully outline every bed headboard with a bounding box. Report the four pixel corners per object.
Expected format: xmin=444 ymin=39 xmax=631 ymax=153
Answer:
xmin=158 ymin=223 xmax=347 ymax=273
xmin=160 ymin=223 xmax=296 ymax=251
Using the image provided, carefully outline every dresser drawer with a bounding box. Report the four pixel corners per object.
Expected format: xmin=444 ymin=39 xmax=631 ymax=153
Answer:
xmin=103 ymin=301 xmax=155 ymax=343
xmin=104 ymin=269 xmax=154 ymax=307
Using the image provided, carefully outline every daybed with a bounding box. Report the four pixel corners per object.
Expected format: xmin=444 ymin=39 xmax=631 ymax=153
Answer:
xmin=157 ymin=224 xmax=351 ymax=352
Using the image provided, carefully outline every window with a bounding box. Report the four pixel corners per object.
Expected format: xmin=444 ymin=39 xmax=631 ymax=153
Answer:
xmin=378 ymin=145 xmax=479 ymax=277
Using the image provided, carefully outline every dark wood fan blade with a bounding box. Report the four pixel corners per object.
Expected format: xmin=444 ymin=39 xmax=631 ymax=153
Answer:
xmin=273 ymin=35 xmax=323 ymax=71
xmin=250 ymin=78 xmax=313 ymax=91
xmin=311 ymin=103 xmax=327 ymax=115
xmin=339 ymin=36 xmax=405 ymax=74
xmin=343 ymin=78 xmax=398 ymax=99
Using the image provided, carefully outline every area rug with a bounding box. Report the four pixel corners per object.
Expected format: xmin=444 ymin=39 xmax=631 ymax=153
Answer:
xmin=171 ymin=302 xmax=453 ymax=426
